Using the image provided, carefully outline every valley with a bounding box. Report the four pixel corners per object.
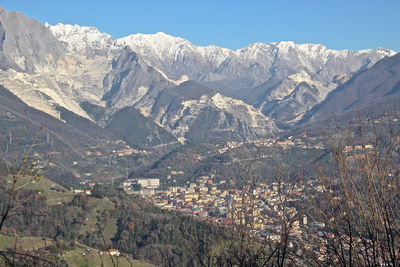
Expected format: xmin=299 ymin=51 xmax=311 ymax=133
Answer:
xmin=0 ymin=4 xmax=399 ymax=266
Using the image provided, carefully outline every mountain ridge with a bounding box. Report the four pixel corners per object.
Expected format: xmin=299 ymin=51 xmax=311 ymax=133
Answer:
xmin=46 ymin=22 xmax=395 ymax=130
xmin=0 ymin=6 xmax=397 ymax=144
xmin=301 ymin=53 xmax=400 ymax=124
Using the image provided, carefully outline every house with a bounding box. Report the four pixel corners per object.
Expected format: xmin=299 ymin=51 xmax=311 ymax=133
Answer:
xmin=105 ymin=249 xmax=120 ymax=256
xmin=184 ymin=192 xmax=199 ymax=202
xmin=364 ymin=144 xmax=373 ymax=150
xmin=73 ymin=189 xmax=84 ymax=194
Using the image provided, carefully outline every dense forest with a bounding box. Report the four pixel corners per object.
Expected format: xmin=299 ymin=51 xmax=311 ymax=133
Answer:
xmin=0 ymin=181 xmax=221 ymax=266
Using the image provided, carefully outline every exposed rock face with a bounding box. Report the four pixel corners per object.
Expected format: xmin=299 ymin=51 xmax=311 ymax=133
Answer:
xmin=102 ymin=46 xmax=174 ymax=112
xmin=0 ymin=11 xmax=114 ymax=120
xmin=47 ymin=23 xmax=114 ymax=58
xmin=0 ymin=6 xmax=65 ymax=73
xmin=0 ymin=7 xmax=396 ymax=143
xmin=116 ymin=33 xmax=394 ymax=92
xmin=303 ymin=53 xmax=400 ymax=123
xmin=150 ymin=81 xmax=278 ymax=143
xmin=116 ymin=33 xmax=395 ymax=124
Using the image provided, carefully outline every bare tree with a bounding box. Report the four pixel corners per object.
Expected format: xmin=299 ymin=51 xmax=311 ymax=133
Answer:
xmin=0 ymin=126 xmax=60 ymax=266
xmin=305 ymin=114 xmax=400 ymax=266
xmin=0 ymin=127 xmax=45 ymax=231
xmin=180 ymin=146 xmax=305 ymax=267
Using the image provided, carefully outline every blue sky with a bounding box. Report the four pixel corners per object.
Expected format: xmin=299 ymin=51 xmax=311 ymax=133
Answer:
xmin=2 ymin=0 xmax=399 ymax=51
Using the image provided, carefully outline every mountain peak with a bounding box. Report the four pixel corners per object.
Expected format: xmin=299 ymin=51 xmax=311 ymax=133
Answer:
xmin=0 ymin=8 xmax=65 ymax=72
xmin=49 ymin=23 xmax=104 ymax=34
xmin=46 ymin=22 xmax=114 ymax=54
xmin=154 ymin=31 xmax=171 ymax=37
xmin=116 ymin=31 xmax=192 ymax=51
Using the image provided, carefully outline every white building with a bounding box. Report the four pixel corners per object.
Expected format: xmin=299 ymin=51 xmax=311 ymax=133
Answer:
xmin=135 ymin=178 xmax=160 ymax=188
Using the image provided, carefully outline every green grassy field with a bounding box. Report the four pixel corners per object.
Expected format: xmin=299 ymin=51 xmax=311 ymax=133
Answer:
xmin=0 ymin=235 xmax=153 ymax=267
xmin=1 ymin=176 xmax=156 ymax=266
xmin=0 ymin=234 xmax=14 ymax=250
xmin=62 ymin=246 xmax=153 ymax=267
xmin=0 ymin=234 xmax=54 ymax=250
xmin=8 ymin=175 xmax=74 ymax=205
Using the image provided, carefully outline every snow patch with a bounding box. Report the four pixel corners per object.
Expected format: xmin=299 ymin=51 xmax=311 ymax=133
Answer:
xmin=47 ymin=23 xmax=114 ymax=54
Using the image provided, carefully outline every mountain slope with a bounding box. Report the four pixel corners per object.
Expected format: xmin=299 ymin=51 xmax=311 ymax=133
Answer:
xmin=0 ymin=83 xmax=120 ymax=185
xmin=102 ymin=46 xmax=175 ymax=112
xmin=0 ymin=85 xmax=111 ymax=148
xmin=0 ymin=9 xmax=396 ymax=145
xmin=302 ymin=53 xmax=400 ymax=123
xmin=45 ymin=22 xmax=396 ymax=129
xmin=106 ymin=106 xmax=178 ymax=147
xmin=115 ymin=32 xmax=395 ymax=125
xmin=118 ymin=33 xmax=394 ymax=88
xmin=151 ymin=81 xmax=278 ymax=143
xmin=0 ymin=8 xmax=112 ymax=120
xmin=0 ymin=6 xmax=65 ymax=73
xmin=0 ymin=84 xmax=177 ymax=185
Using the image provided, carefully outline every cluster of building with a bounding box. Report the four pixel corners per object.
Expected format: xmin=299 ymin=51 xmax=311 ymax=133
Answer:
xmin=83 ymin=143 xmax=151 ymax=159
xmin=344 ymin=144 xmax=373 ymax=152
xmin=112 ymin=146 xmax=151 ymax=157
xmin=124 ymin=176 xmax=319 ymax=234
xmin=217 ymin=135 xmax=324 ymax=154
xmin=121 ymin=175 xmax=348 ymax=259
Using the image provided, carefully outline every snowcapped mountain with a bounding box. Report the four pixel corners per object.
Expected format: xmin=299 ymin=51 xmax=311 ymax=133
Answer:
xmin=116 ymin=32 xmax=395 ymax=87
xmin=0 ymin=7 xmax=397 ymax=144
xmin=46 ymin=23 xmax=395 ymax=105
xmin=46 ymin=23 xmax=115 ymax=57
xmin=114 ymin=30 xmax=395 ymax=124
